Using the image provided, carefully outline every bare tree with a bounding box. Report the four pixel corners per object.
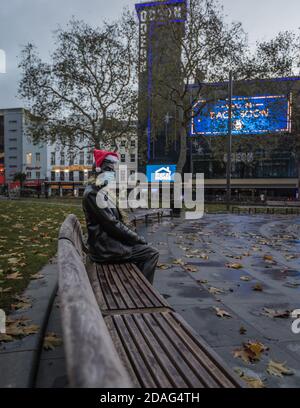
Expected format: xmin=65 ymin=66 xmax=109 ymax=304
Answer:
xmin=18 ymin=15 xmax=137 ymax=150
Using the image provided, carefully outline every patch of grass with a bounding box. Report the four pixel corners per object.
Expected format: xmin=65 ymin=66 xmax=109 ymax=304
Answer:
xmin=0 ymin=201 xmax=85 ymax=311
xmin=205 ymin=203 xmax=228 ymax=213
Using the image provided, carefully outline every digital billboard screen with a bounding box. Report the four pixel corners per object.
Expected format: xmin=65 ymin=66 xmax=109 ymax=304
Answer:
xmin=191 ymin=95 xmax=291 ymax=137
xmin=146 ymin=164 xmax=177 ymax=183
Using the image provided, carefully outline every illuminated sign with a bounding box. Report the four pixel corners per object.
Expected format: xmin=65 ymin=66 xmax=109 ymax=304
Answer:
xmin=191 ymin=95 xmax=291 ymax=136
xmin=146 ymin=164 xmax=177 ymax=182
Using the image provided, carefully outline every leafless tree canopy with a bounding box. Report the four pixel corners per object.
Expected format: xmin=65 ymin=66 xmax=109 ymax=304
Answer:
xmin=18 ymin=15 xmax=138 ymax=150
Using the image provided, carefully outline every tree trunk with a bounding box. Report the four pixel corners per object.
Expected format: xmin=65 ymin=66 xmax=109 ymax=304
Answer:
xmin=177 ymin=124 xmax=187 ymax=174
xmin=297 ymin=160 xmax=300 ymax=200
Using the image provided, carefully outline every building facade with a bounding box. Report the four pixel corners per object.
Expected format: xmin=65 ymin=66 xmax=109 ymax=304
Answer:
xmin=0 ymin=108 xmax=138 ymax=196
xmin=0 ymin=108 xmax=47 ymax=188
xmin=46 ymin=135 xmax=138 ymax=197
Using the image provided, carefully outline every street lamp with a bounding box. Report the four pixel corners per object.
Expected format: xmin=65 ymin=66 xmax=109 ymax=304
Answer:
xmin=226 ymin=71 xmax=233 ymax=211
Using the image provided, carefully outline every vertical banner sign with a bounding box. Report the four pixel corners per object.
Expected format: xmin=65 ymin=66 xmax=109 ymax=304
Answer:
xmin=135 ymin=1 xmax=187 ymax=162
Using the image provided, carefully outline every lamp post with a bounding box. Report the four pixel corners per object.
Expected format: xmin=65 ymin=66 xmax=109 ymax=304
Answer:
xmin=226 ymin=71 xmax=233 ymax=211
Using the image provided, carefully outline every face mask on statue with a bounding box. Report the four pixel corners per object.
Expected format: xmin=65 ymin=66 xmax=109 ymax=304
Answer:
xmin=96 ymin=171 xmax=116 ymax=187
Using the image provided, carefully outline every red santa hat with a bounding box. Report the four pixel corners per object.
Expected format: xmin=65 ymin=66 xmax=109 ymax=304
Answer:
xmin=93 ymin=149 xmax=119 ymax=172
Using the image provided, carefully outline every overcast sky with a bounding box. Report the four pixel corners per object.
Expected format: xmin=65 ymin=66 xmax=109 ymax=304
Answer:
xmin=0 ymin=0 xmax=299 ymax=108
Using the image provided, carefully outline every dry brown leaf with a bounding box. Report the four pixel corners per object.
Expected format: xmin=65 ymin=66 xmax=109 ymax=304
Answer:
xmin=43 ymin=333 xmax=63 ymax=350
xmin=267 ymin=360 xmax=294 ymax=377
xmin=184 ymin=265 xmax=198 ymax=273
xmin=234 ymin=368 xmax=266 ymax=388
xmin=197 ymin=279 xmax=208 ymax=284
xmin=0 ymin=287 xmax=12 ymax=294
xmin=226 ymin=263 xmax=243 ymax=270
xmin=263 ymin=255 xmax=274 ymax=261
xmin=240 ymin=276 xmax=252 ymax=282
xmin=30 ymin=273 xmax=44 ymax=280
xmin=208 ymin=286 xmax=224 ymax=295
xmin=214 ymin=307 xmax=232 ymax=319
xmin=234 ymin=341 xmax=269 ymax=363
xmin=6 ymin=272 xmax=23 ymax=280
xmin=172 ymin=259 xmax=186 ymax=266
xmin=157 ymin=264 xmax=170 ymax=270
xmin=253 ymin=283 xmax=263 ymax=292
xmin=262 ymin=308 xmax=291 ymax=319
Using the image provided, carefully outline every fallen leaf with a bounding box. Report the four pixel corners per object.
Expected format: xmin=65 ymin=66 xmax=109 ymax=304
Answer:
xmin=0 ymin=287 xmax=12 ymax=294
xmin=208 ymin=286 xmax=224 ymax=295
xmin=239 ymin=326 xmax=247 ymax=335
xmin=234 ymin=341 xmax=269 ymax=363
xmin=262 ymin=308 xmax=291 ymax=319
xmin=234 ymin=368 xmax=266 ymax=388
xmin=172 ymin=259 xmax=186 ymax=266
xmin=43 ymin=333 xmax=63 ymax=350
xmin=226 ymin=263 xmax=243 ymax=270
xmin=184 ymin=265 xmax=198 ymax=272
xmin=253 ymin=283 xmax=263 ymax=292
xmin=6 ymin=272 xmax=23 ymax=280
xmin=240 ymin=276 xmax=252 ymax=282
xmin=263 ymin=255 xmax=274 ymax=262
xmin=30 ymin=273 xmax=44 ymax=280
xmin=267 ymin=360 xmax=294 ymax=377
xmin=214 ymin=307 xmax=232 ymax=318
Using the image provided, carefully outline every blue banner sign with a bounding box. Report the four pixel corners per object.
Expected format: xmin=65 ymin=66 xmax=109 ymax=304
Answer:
xmin=146 ymin=164 xmax=177 ymax=182
xmin=191 ymin=95 xmax=291 ymax=136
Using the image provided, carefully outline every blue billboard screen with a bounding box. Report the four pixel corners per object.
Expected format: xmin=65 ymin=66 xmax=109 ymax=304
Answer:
xmin=191 ymin=95 xmax=291 ymax=136
xmin=146 ymin=164 xmax=177 ymax=182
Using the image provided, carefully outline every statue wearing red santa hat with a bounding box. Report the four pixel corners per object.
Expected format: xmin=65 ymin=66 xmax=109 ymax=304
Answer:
xmin=82 ymin=149 xmax=159 ymax=284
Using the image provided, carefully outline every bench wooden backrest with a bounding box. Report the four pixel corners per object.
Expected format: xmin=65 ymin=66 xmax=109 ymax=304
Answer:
xmin=58 ymin=214 xmax=132 ymax=388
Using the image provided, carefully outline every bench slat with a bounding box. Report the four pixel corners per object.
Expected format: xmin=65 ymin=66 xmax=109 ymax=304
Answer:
xmin=107 ymin=312 xmax=241 ymax=388
xmin=88 ymin=262 xmax=170 ymax=312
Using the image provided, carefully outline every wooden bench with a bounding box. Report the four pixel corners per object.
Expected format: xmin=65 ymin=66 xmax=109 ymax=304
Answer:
xmin=58 ymin=214 xmax=243 ymax=388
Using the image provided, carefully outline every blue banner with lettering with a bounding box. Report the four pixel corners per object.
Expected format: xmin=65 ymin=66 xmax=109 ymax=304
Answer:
xmin=191 ymin=95 xmax=291 ymax=136
xmin=146 ymin=164 xmax=177 ymax=182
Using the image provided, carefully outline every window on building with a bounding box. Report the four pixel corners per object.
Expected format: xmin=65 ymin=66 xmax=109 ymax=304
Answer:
xmin=88 ymin=171 xmax=93 ymax=179
xmin=69 ymin=155 xmax=74 ymax=166
xmin=87 ymin=154 xmax=93 ymax=165
xmin=130 ymin=170 xmax=135 ymax=176
xmin=36 ymin=152 xmax=41 ymax=163
xmin=36 ymin=171 xmax=40 ymax=179
xmin=9 ymin=120 xmax=17 ymax=124
xmin=121 ymin=140 xmax=126 ymax=147
xmin=9 ymin=138 xmax=17 ymax=142
xmin=9 ymin=156 xmax=17 ymax=160
xmin=60 ymin=152 xmax=65 ymax=166
xmin=9 ymin=147 xmax=17 ymax=151
xmin=130 ymin=140 xmax=136 ymax=147
xmin=51 ymin=172 xmax=55 ymax=181
xmin=69 ymin=171 xmax=74 ymax=181
xmin=79 ymin=171 xmax=84 ymax=181
xmin=79 ymin=152 xmax=84 ymax=165
xmin=121 ymin=154 xmax=126 ymax=163
xmin=26 ymin=171 xmax=32 ymax=179
xmin=60 ymin=171 xmax=65 ymax=181
xmin=26 ymin=152 xmax=32 ymax=165
xmin=130 ymin=154 xmax=135 ymax=163
xmin=51 ymin=152 xmax=55 ymax=166
xmin=9 ymin=129 xmax=17 ymax=132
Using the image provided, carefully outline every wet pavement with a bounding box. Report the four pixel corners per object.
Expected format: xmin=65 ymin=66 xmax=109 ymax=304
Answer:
xmin=36 ymin=213 xmax=300 ymax=388
xmin=139 ymin=213 xmax=300 ymax=388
